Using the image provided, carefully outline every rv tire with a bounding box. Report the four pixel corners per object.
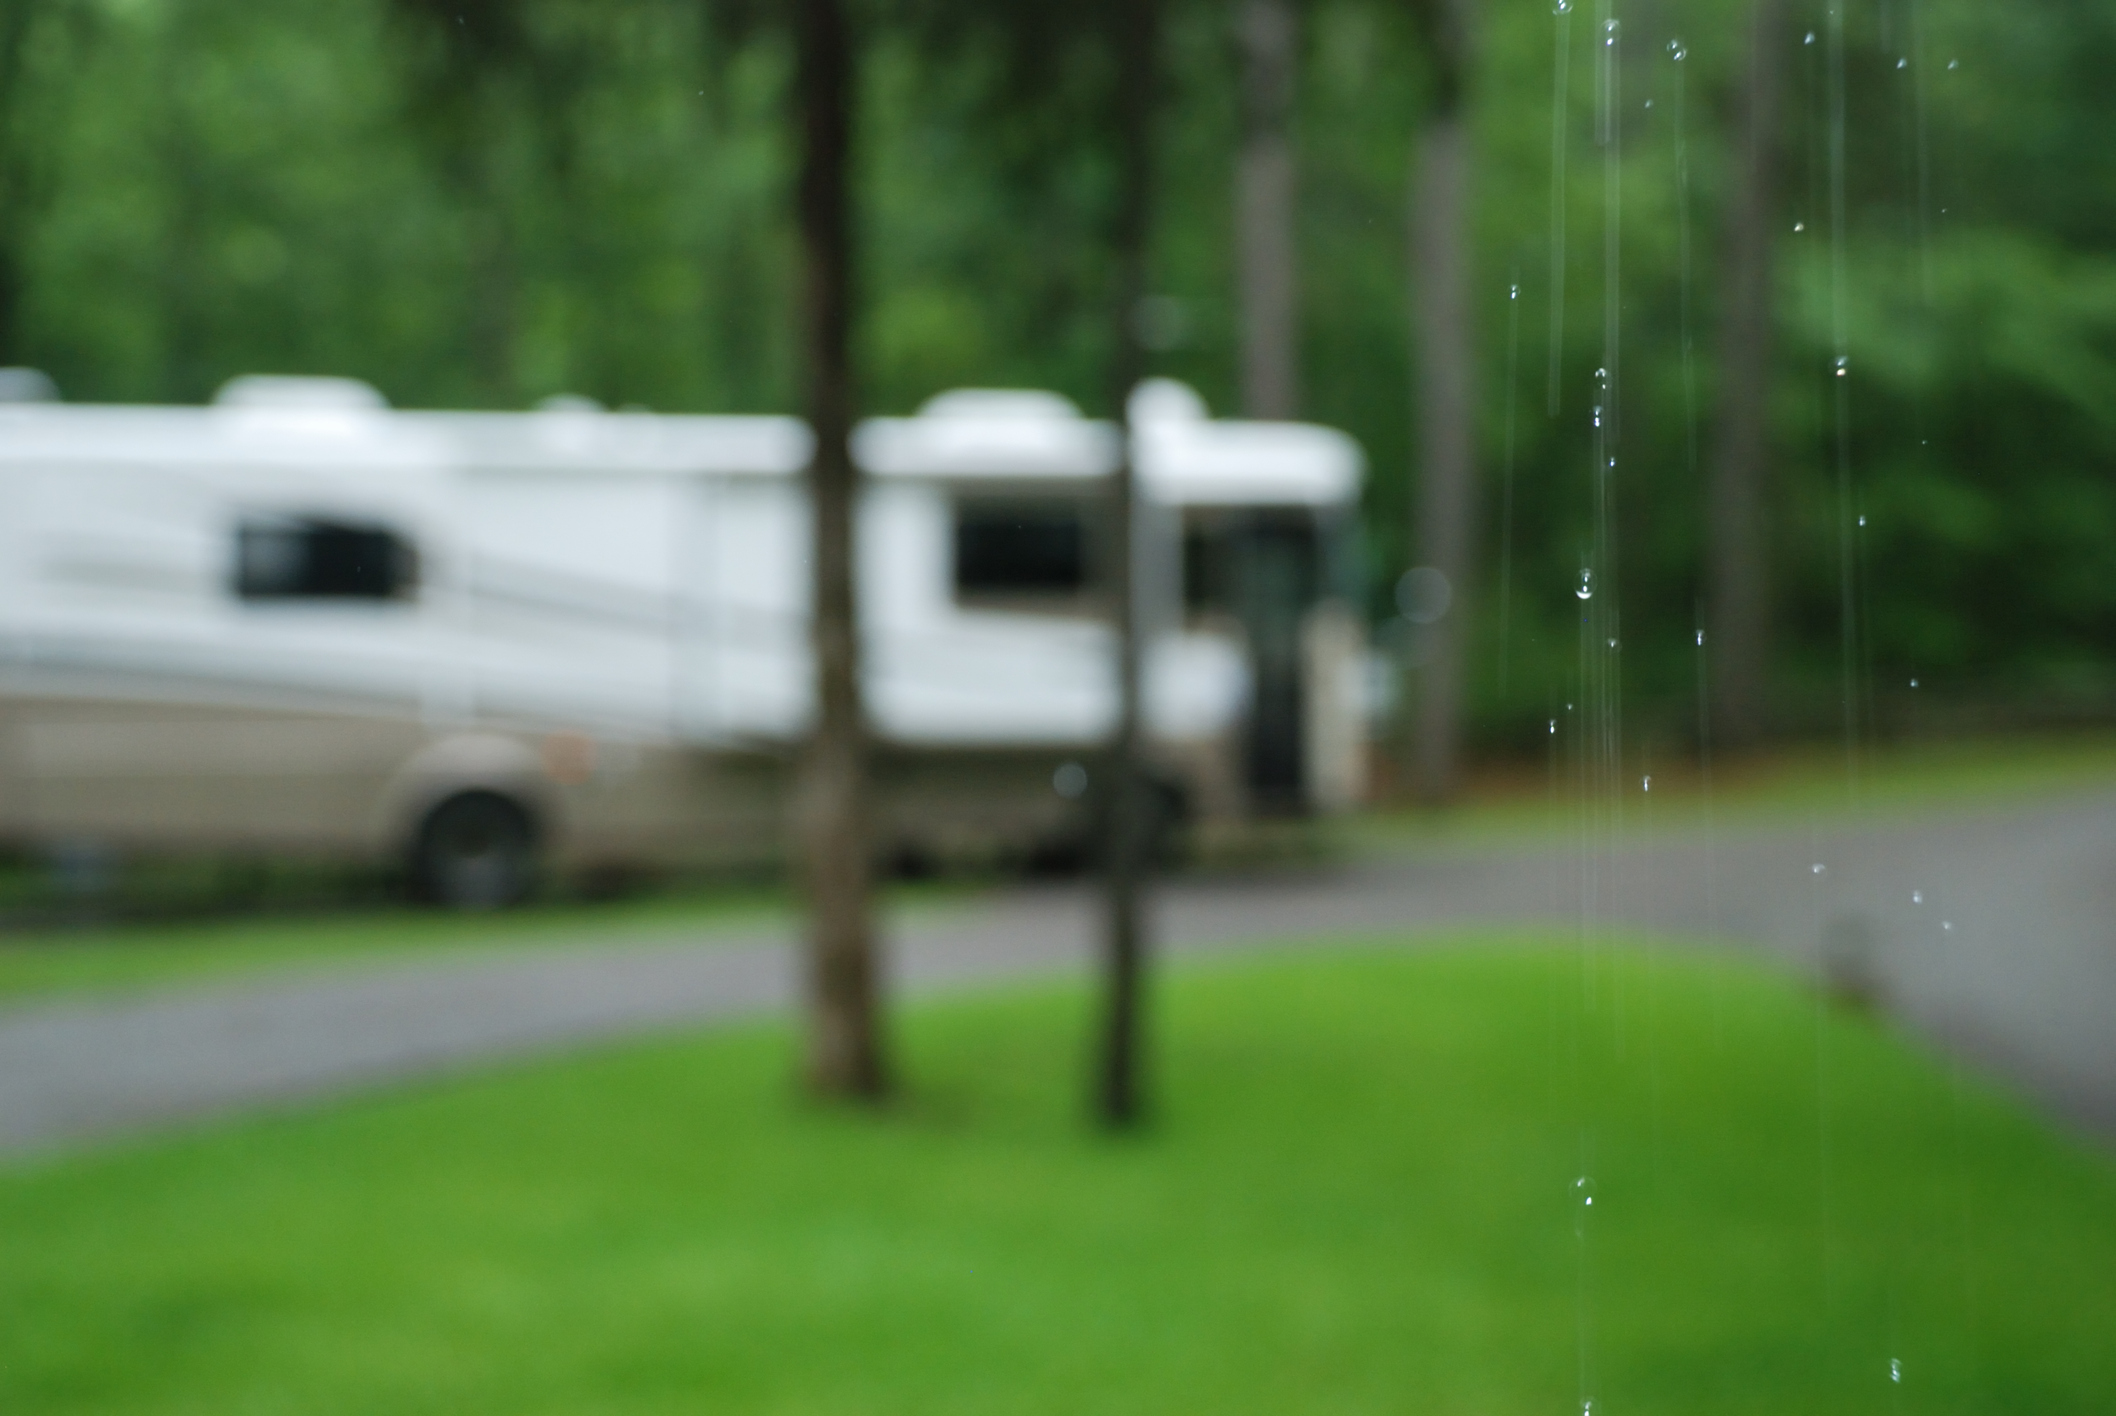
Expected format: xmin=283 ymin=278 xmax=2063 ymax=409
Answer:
xmin=411 ymin=791 xmax=537 ymax=910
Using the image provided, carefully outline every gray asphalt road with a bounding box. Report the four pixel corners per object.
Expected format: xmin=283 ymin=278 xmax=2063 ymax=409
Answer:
xmin=3 ymin=786 xmax=2113 ymax=1159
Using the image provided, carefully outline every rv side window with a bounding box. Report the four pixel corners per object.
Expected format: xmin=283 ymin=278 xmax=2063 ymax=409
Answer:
xmin=953 ymin=499 xmax=1091 ymax=605
xmin=235 ymin=518 xmax=419 ymax=601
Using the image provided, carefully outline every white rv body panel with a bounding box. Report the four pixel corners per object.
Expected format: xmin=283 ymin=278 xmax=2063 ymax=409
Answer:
xmin=0 ymin=378 xmax=1365 ymax=881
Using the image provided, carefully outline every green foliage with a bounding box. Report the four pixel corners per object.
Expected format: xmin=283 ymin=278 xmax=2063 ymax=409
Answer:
xmin=2 ymin=0 xmax=2111 ymax=744
xmin=1454 ymin=0 xmax=2116 ymax=746
xmin=2 ymin=947 xmax=2111 ymax=1412
xmin=1777 ymin=231 xmax=2116 ymax=711
xmin=21 ymin=0 xmax=794 ymax=411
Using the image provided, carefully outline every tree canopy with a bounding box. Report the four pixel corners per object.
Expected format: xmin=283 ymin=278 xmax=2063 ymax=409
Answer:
xmin=5 ymin=0 xmax=2111 ymax=749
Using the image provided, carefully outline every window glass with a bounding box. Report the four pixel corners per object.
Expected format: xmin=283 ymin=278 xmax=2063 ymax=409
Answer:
xmin=235 ymin=517 xmax=418 ymax=601
xmin=952 ymin=498 xmax=1091 ymax=603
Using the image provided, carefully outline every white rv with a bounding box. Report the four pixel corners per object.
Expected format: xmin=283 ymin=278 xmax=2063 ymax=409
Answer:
xmin=0 ymin=373 xmax=1365 ymax=905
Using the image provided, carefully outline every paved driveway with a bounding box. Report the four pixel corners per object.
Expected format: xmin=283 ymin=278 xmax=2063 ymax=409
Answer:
xmin=3 ymin=786 xmax=2113 ymax=1158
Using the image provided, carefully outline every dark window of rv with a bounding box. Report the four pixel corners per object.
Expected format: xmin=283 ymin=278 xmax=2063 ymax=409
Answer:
xmin=953 ymin=499 xmax=1090 ymax=604
xmin=1182 ymin=508 xmax=1321 ymax=618
xmin=235 ymin=518 xmax=418 ymax=601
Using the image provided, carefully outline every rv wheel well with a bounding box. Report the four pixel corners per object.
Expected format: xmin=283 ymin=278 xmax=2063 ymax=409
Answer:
xmin=408 ymin=790 xmax=541 ymax=909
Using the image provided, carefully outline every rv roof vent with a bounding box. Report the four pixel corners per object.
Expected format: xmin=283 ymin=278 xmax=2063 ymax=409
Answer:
xmin=917 ymin=389 xmax=1081 ymax=422
xmin=214 ymin=375 xmax=388 ymax=411
xmin=0 ymin=368 xmax=58 ymax=403
xmin=1128 ymin=377 xmax=1207 ymax=425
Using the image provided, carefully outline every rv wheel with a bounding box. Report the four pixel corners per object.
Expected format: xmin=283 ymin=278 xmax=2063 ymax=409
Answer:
xmin=412 ymin=792 xmax=537 ymax=910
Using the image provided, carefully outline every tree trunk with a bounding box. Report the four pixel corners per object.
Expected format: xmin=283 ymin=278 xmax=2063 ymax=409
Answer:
xmin=795 ymin=0 xmax=884 ymax=1101
xmin=158 ymin=30 xmax=214 ymax=405
xmin=1707 ymin=0 xmax=1787 ymax=749
xmin=1095 ymin=0 xmax=1158 ymax=1131
xmin=1235 ymin=0 xmax=1298 ymax=421
xmin=385 ymin=1 xmax=530 ymax=407
xmin=460 ymin=198 xmax=518 ymax=402
xmin=0 ymin=1 xmax=35 ymax=368
xmin=1408 ymin=0 xmax=1477 ymax=805
xmin=0 ymin=244 xmax=20 ymax=369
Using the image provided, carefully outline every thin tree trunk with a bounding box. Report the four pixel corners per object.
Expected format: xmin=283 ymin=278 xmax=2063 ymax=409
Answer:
xmin=159 ymin=37 xmax=213 ymax=404
xmin=0 ymin=245 xmax=21 ymax=368
xmin=1409 ymin=0 xmax=1477 ymax=805
xmin=1235 ymin=0 xmax=1298 ymax=420
xmin=795 ymin=0 xmax=884 ymax=1100
xmin=1707 ymin=0 xmax=1787 ymax=748
xmin=464 ymin=199 xmax=518 ymax=402
xmin=0 ymin=1 xmax=34 ymax=368
xmin=1095 ymin=0 xmax=1157 ymax=1131
xmin=385 ymin=1 xmax=529 ymax=407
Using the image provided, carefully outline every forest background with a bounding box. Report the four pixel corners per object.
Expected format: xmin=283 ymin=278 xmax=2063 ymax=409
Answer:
xmin=2 ymin=0 xmax=2112 ymax=765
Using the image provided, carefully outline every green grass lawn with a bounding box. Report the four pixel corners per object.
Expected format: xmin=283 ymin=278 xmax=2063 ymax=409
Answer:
xmin=0 ymin=882 xmax=797 ymax=1003
xmin=2 ymin=944 xmax=2109 ymax=1414
xmin=0 ymin=877 xmax=980 ymax=1005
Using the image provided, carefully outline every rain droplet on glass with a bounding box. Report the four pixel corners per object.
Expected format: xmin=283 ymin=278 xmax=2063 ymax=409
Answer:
xmin=1553 ymin=0 xmax=1570 ymax=13
xmin=1805 ymin=30 xmax=1816 ymax=44
xmin=1943 ymin=920 xmax=1954 ymax=931
xmin=1812 ymin=863 xmax=1826 ymax=876
xmin=1891 ymin=1358 xmax=1903 ymax=1384
xmin=1910 ymin=677 xmax=1919 ymax=688
xmin=1668 ymin=38 xmax=1685 ymax=60
xmin=1550 ymin=719 xmax=1559 ymax=734
xmin=1911 ymin=890 xmax=1923 ymax=904
xmin=1897 ymin=57 xmax=1908 ymax=68
xmin=1948 ymin=58 xmax=1958 ymax=69
xmin=1696 ymin=630 xmax=1705 ymax=646
xmin=1576 ymin=571 xmax=1594 ymax=601
xmin=1642 ymin=775 xmax=1651 ymax=792
xmin=1794 ymin=221 xmax=1805 ymax=232
xmin=1858 ymin=515 xmax=1867 ymax=527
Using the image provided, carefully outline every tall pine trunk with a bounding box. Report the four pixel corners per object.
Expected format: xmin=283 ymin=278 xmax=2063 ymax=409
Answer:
xmin=1235 ymin=0 xmax=1298 ymax=420
xmin=795 ymin=0 xmax=884 ymax=1100
xmin=1095 ymin=0 xmax=1158 ymax=1130
xmin=1707 ymin=0 xmax=1787 ymax=748
xmin=1409 ymin=0 xmax=1477 ymax=805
